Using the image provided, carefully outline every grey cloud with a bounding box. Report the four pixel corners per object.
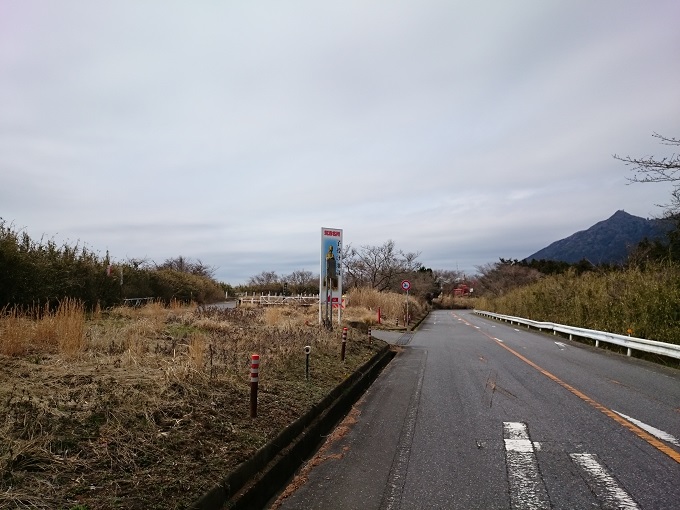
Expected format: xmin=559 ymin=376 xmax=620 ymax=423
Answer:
xmin=1 ymin=1 xmax=678 ymax=284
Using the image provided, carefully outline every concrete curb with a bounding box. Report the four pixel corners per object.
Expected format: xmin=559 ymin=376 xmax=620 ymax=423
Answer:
xmin=190 ymin=344 xmax=396 ymax=510
xmin=410 ymin=309 xmax=429 ymax=330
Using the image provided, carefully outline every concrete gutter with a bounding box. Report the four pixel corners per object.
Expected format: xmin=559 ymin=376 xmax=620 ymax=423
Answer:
xmin=190 ymin=344 xmax=396 ymax=510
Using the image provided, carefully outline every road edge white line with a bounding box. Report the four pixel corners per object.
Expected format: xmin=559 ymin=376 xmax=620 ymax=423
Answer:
xmin=613 ymin=410 xmax=680 ymax=447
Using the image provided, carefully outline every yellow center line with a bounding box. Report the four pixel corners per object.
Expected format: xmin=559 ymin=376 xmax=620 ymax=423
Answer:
xmin=456 ymin=313 xmax=680 ymax=464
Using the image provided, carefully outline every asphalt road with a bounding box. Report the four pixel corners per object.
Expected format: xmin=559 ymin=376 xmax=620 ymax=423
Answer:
xmin=273 ymin=309 xmax=680 ymax=509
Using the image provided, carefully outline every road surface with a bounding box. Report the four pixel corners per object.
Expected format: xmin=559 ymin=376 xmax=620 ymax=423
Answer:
xmin=273 ymin=309 xmax=680 ymax=509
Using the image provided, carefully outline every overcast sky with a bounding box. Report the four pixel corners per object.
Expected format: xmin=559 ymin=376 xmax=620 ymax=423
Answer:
xmin=1 ymin=1 xmax=679 ymax=284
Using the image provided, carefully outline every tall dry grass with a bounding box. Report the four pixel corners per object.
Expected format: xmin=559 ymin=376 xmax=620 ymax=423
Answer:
xmin=0 ymin=307 xmax=25 ymax=356
xmin=0 ymin=299 xmax=85 ymax=356
xmin=54 ymin=298 xmax=86 ymax=355
xmin=261 ymin=305 xmax=318 ymax=330
xmin=435 ymin=294 xmax=474 ymax=309
xmin=347 ymin=287 xmax=424 ymax=323
xmin=475 ymin=263 xmax=680 ymax=344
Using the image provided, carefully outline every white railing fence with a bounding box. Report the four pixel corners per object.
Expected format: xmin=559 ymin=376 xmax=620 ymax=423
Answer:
xmin=238 ymin=293 xmax=320 ymax=306
xmin=474 ymin=310 xmax=680 ymax=360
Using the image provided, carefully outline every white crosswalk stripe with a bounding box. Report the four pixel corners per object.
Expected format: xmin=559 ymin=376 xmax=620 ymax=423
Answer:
xmin=503 ymin=422 xmax=550 ymax=510
xmin=503 ymin=422 xmax=639 ymax=509
xmin=570 ymin=453 xmax=639 ymax=509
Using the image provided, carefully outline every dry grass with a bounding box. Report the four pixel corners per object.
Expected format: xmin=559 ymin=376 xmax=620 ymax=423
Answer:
xmin=188 ymin=332 xmax=207 ymax=370
xmin=346 ymin=287 xmax=424 ymax=325
xmin=0 ymin=298 xmax=395 ymax=509
xmin=55 ymin=298 xmax=86 ymax=355
xmin=1 ymin=299 xmax=85 ymax=356
xmin=0 ymin=307 xmax=25 ymax=356
xmin=341 ymin=305 xmax=377 ymax=325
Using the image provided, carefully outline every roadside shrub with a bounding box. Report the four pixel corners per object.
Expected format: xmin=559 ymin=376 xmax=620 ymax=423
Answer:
xmin=477 ymin=263 xmax=680 ymax=344
xmin=0 ymin=219 xmax=225 ymax=310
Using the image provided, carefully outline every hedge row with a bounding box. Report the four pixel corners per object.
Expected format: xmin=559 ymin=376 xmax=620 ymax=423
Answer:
xmin=474 ymin=263 xmax=680 ymax=345
xmin=0 ymin=220 xmax=224 ymax=310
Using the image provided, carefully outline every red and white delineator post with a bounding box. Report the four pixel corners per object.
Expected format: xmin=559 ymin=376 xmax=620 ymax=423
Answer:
xmin=250 ymin=354 xmax=259 ymax=418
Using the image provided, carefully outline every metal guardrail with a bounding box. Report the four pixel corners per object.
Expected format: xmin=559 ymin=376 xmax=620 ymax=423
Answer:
xmin=474 ymin=310 xmax=680 ymax=360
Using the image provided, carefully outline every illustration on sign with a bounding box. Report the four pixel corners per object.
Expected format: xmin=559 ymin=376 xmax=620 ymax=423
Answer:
xmin=320 ymin=227 xmax=343 ymax=326
xmin=320 ymin=228 xmax=342 ymax=295
xmin=325 ymin=244 xmax=338 ymax=290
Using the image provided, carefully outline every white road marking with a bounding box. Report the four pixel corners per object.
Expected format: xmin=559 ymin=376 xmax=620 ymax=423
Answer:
xmin=514 ymin=328 xmax=520 ymax=332
xmin=503 ymin=422 xmax=550 ymax=509
xmin=570 ymin=453 xmax=639 ymax=509
xmin=554 ymin=342 xmax=567 ymax=350
xmin=613 ymin=411 xmax=680 ymax=447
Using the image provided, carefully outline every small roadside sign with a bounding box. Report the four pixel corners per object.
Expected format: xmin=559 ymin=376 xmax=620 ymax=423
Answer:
xmin=401 ymin=280 xmax=411 ymax=292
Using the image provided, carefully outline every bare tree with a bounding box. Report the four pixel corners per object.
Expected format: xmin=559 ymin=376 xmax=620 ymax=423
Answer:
xmin=156 ymin=256 xmax=216 ymax=278
xmin=474 ymin=259 xmax=542 ymax=297
xmin=247 ymin=270 xmax=280 ymax=287
xmin=125 ymin=257 xmax=152 ymax=270
xmin=282 ymin=270 xmax=317 ymax=294
xmin=343 ymin=240 xmax=422 ymax=291
xmin=615 ymin=133 xmax=680 ymax=215
xmin=433 ymin=269 xmax=467 ymax=294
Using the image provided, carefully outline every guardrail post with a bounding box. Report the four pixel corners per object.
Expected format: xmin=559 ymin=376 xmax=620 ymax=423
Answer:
xmin=368 ymin=326 xmax=371 ymax=344
xmin=250 ymin=354 xmax=259 ymax=418
xmin=341 ymin=327 xmax=347 ymax=362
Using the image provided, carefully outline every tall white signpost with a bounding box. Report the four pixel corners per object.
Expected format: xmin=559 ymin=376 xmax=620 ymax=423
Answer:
xmin=320 ymin=227 xmax=343 ymax=328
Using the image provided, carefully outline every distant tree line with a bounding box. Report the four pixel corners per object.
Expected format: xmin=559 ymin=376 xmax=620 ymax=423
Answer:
xmin=244 ymin=240 xmax=443 ymax=302
xmin=473 ymin=258 xmax=597 ymax=298
xmin=244 ymin=269 xmax=319 ymax=295
xmin=0 ymin=219 xmax=225 ymax=310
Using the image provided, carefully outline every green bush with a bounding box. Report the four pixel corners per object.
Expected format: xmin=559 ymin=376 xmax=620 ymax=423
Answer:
xmin=0 ymin=219 xmax=225 ymax=310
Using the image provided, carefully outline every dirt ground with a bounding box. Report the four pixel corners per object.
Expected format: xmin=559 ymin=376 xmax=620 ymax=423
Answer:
xmin=0 ymin=305 xmax=386 ymax=510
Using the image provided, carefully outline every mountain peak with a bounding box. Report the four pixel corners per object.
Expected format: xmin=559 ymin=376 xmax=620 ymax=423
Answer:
xmin=526 ymin=211 xmax=669 ymax=264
